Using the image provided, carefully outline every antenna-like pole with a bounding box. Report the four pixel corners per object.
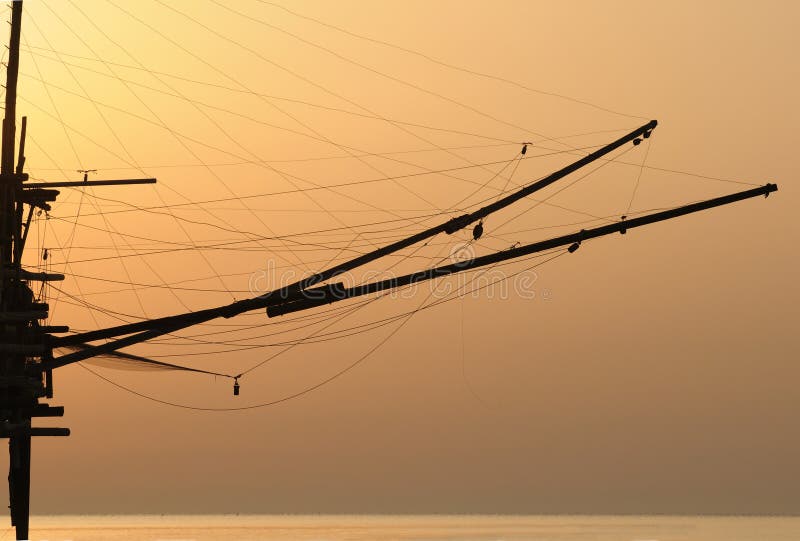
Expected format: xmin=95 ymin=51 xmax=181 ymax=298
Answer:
xmin=1 ymin=0 xmax=22 ymax=176
xmin=1 ymin=0 xmax=23 ymax=274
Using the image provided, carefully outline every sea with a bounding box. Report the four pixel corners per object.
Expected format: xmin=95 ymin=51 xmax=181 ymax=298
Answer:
xmin=4 ymin=515 xmax=799 ymax=541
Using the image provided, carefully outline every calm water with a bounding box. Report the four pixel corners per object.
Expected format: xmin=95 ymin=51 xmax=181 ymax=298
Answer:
xmin=4 ymin=515 xmax=799 ymax=541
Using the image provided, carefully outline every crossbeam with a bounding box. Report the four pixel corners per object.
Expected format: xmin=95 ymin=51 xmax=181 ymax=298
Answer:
xmin=24 ymin=178 xmax=157 ymax=188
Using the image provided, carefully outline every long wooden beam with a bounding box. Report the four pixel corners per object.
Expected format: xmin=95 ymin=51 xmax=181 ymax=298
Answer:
xmin=24 ymin=178 xmax=157 ymax=188
xmin=44 ymin=182 xmax=776 ymax=369
xmin=266 ymin=183 xmax=779 ymax=316
xmin=284 ymin=120 xmax=657 ymax=292
xmin=52 ymin=122 xmax=656 ymax=348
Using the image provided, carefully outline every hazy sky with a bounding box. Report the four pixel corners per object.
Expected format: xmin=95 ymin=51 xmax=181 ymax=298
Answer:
xmin=6 ymin=0 xmax=798 ymax=515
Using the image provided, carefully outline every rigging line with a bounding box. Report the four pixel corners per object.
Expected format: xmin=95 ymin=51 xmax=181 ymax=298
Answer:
xmin=51 ymin=286 xmax=231 ymax=334
xmin=32 ymin=202 xmax=438 ymax=214
xmin=122 ymin=247 xmax=469 ymax=349
xmin=236 ymin=238 xmax=453 ymax=378
xmin=59 ymin=344 xmax=237 ymax=379
xmin=155 ymin=296 xmax=379 ymax=341
xmin=17 ymin=62 xmax=515 ymax=161
xmin=482 ymin=145 xmax=640 ymax=235
xmin=531 ymin=146 xmax=760 ymax=187
xmin=23 ymin=51 xmax=193 ymax=314
xmin=45 ymin=217 xmax=271 ymax=251
xmin=62 ymin=268 xmax=260 ymax=294
xmin=198 ymin=0 xmax=583 ymax=154
xmin=47 ymin=227 xmax=505 ymax=253
xmin=25 ymin=135 xmax=82 ymax=321
xmin=78 ymin=305 xmax=412 ymax=411
xmin=25 ymin=9 xmax=212 ymax=313
xmin=48 ymin=152 xmax=546 ymax=219
xmin=50 ymin=141 xmax=628 ymax=286
xmin=83 ymin=189 xmax=151 ymax=317
xmin=47 ymin=146 xmax=601 ymax=223
xmin=54 ymin=228 xmax=518 ymax=301
xmin=25 ymin=63 xmax=760 ymax=193
xmin=459 ymin=291 xmax=488 ymax=409
xmin=105 ymin=0 xmax=440 ymax=228
xmin=46 ymin=179 xmax=611 ymax=264
xmin=50 ymin=218 xmax=510 ymax=272
xmin=167 ymin=0 xmax=558 ymax=210
xmin=34 ymin=210 xmax=50 ymax=310
xmin=43 ymin=218 xmax=135 ymax=330
xmin=633 ymin=163 xmax=759 ymax=187
xmin=118 ymin=243 xmax=441 ymax=356
xmin=51 ymin=180 xmax=609 ymax=238
xmin=494 ymin=153 xmax=525 ymax=203
xmin=149 ymin=300 xmax=379 ymax=344
xmin=50 ymin=231 xmax=497 ymax=291
xmin=42 ymin=220 xmax=436 ymax=265
xmin=44 ymin=213 xmax=419 ymax=262
xmin=626 ymin=135 xmax=652 ymax=214
xmin=136 ymin=247 xmax=567 ymax=349
xmin=24 ymin=13 xmax=140 ymax=168
xmin=225 ymin=249 xmax=528 ymax=348
xmin=48 ymin=188 xmax=375 ymax=256
xmin=137 ymin=1 xmax=523 ymax=222
xmin=49 ymin=283 xmax=170 ymax=330
xmin=48 ymin=1 xmax=304 ymax=278
xmin=45 ymin=235 xmax=426 ymax=255
xmin=61 ymin=4 xmax=384 ymax=258
xmin=54 ymin=273 xmax=252 ymax=295
xmin=17 ymin=86 xmax=427 ymax=229
xmin=136 ymin=1 xmax=433 ymax=212
xmin=27 ymin=10 xmax=178 ymax=314
xmin=21 ymin=68 xmax=620 ymax=222
xmin=51 ymin=216 xmax=449 ymax=341
xmin=255 ymin=0 xmax=648 ymax=122
xmin=43 ymin=232 xmax=358 ymax=265
xmin=87 ymin=189 xmax=197 ymax=314
xmin=47 ymin=201 xmax=660 ymax=309
xmin=54 ymin=236 xmax=461 ymax=293
xmin=60 ymin=285 xmax=376 ymax=337
xmin=20 ymin=44 xmax=650 ymax=154
xmin=447 ymin=152 xmax=521 ymax=212
xmin=324 ymin=249 xmax=570 ymax=348
xmin=79 ymin=249 xmax=566 ymax=412
xmin=53 ymin=291 xmax=244 ymax=339
xmin=21 ymin=32 xmax=83 ymax=170
xmin=315 ymin=229 xmax=365 ymax=276
xmin=17 ymin=96 xmax=298 ymax=274
xmin=25 ymin=138 xmax=408 ymax=270
xmin=35 ymin=8 xmax=286 ymax=280
xmin=22 ymin=142 xmax=517 ymax=170
xmin=21 ymin=46 xmax=521 ymax=145
xmin=132 ymin=281 xmax=456 ymax=352
xmin=52 ymin=207 xmax=441 ymax=249
xmin=49 ymin=297 xmax=136 ymax=327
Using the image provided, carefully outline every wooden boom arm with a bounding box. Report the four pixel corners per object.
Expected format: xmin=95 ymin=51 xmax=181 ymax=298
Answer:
xmin=43 ymin=182 xmax=776 ymax=370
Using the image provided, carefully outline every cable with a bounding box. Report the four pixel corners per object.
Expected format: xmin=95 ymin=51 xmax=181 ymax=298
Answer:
xmin=79 ymin=250 xmax=566 ymax=411
xmin=253 ymin=0 xmax=648 ymax=121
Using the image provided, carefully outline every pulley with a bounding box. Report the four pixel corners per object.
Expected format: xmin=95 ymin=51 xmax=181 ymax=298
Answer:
xmin=472 ymin=220 xmax=484 ymax=241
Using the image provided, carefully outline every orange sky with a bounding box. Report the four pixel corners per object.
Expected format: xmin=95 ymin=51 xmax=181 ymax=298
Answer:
xmin=4 ymin=0 xmax=797 ymax=515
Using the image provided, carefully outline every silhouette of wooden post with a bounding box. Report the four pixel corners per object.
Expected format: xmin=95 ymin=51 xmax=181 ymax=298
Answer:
xmin=1 ymin=2 xmax=35 ymax=539
xmin=0 ymin=2 xmax=153 ymax=537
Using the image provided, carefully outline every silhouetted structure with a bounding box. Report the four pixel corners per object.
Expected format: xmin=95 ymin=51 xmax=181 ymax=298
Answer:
xmin=0 ymin=2 xmax=778 ymax=539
